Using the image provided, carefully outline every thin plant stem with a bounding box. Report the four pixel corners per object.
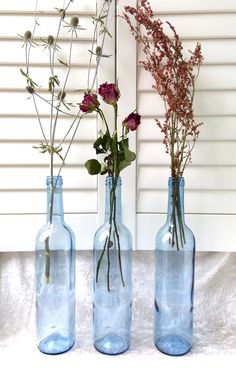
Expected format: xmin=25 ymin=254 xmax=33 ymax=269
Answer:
xmin=87 ymin=1 xmax=106 ymax=90
xmin=89 ymin=1 xmax=111 ymax=91
xmin=56 ymin=114 xmax=82 ymax=178
xmin=57 ymin=113 xmax=80 ymax=149
xmin=170 ymin=179 xmax=186 ymax=250
xmin=112 ymin=179 xmax=125 ymax=286
xmin=95 ymin=176 xmax=125 ymax=290
xmin=33 ymin=92 xmax=77 ymax=117
xmin=98 ymin=108 xmax=110 ymax=135
xmin=44 ymin=236 xmax=50 ymax=283
xmin=106 ymin=233 xmax=111 ymax=292
xmin=32 ymin=94 xmax=48 ymax=144
xmin=51 ymin=29 xmax=74 ymax=150
xmin=96 ymin=236 xmax=108 ymax=283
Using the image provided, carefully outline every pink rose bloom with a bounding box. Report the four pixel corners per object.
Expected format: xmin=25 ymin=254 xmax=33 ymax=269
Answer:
xmin=80 ymin=93 xmax=99 ymax=113
xmin=98 ymin=82 xmax=120 ymax=105
xmin=124 ymin=112 xmax=141 ymax=131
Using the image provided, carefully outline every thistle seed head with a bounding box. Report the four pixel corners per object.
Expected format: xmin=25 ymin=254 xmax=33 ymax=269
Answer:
xmin=96 ymin=46 xmax=102 ymax=56
xmin=24 ymin=30 xmax=32 ymax=40
xmin=70 ymin=16 xmax=79 ymax=27
xmin=57 ymin=90 xmax=66 ymax=101
xmin=47 ymin=35 xmax=54 ymax=45
xmin=26 ymin=86 xmax=35 ymax=94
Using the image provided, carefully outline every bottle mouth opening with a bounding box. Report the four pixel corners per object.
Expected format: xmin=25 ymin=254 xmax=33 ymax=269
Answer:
xmin=105 ymin=176 xmax=122 ymax=186
xmin=46 ymin=175 xmax=63 ymax=186
xmin=168 ymin=177 xmax=185 ymax=186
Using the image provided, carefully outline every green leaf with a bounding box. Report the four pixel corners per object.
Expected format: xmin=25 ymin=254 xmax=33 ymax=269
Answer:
xmin=100 ymin=163 xmax=108 ymax=175
xmin=93 ymin=130 xmax=111 ymax=154
xmin=119 ymin=159 xmax=131 ymax=172
xmin=20 ymin=68 xmax=38 ymax=87
xmin=98 ymin=129 xmax=103 ymax=138
xmin=48 ymin=75 xmax=60 ymax=92
xmin=124 ymin=149 xmax=136 ymax=162
xmin=119 ymin=138 xmax=136 ymax=162
xmin=93 ymin=136 xmax=106 ymax=154
xmin=102 ymin=130 xmax=111 ymax=151
xmin=53 ymin=146 xmax=63 ymax=161
xmin=57 ymin=58 xmax=69 ymax=67
xmin=85 ymin=159 xmax=101 ymax=175
xmin=111 ymin=131 xmax=118 ymax=152
xmin=33 ymin=142 xmax=63 ymax=161
xmin=120 ymin=138 xmax=129 ymax=150
xmin=20 ymin=68 xmax=28 ymax=78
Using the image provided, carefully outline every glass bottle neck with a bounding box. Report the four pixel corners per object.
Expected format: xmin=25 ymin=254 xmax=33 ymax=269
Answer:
xmin=167 ymin=177 xmax=185 ymax=223
xmin=46 ymin=176 xmax=64 ymax=223
xmin=104 ymin=176 xmax=122 ymax=223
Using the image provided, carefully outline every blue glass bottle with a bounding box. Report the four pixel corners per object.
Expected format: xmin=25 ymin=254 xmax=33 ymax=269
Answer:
xmin=93 ymin=176 xmax=132 ymax=355
xmin=154 ymin=177 xmax=195 ymax=356
xmin=36 ymin=176 xmax=75 ymax=354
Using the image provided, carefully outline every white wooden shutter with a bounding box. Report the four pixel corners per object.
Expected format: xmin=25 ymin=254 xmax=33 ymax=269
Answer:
xmin=1 ymin=0 xmax=236 ymax=252
xmin=136 ymin=0 xmax=236 ymax=251
xmin=0 ymin=0 xmax=97 ymax=250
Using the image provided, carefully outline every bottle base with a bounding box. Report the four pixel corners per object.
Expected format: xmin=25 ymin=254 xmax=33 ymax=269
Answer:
xmin=94 ymin=334 xmax=129 ymax=355
xmin=155 ymin=335 xmax=192 ymax=356
xmin=38 ymin=333 xmax=75 ymax=355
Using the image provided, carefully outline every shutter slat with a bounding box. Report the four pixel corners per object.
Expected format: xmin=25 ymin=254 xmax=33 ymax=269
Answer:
xmin=148 ymin=0 xmax=236 ymax=12
xmin=0 ymin=41 xmax=93 ymax=63
xmin=1 ymin=1 xmax=96 ymax=12
xmin=138 ymin=142 xmax=236 ymax=166
xmin=0 ymin=191 xmax=97 ymax=214
xmin=138 ymin=117 xmax=236 ymax=141
xmin=0 ymin=15 xmax=95 ymax=38
xmin=138 ymin=91 xmax=236 ymax=116
xmin=139 ymin=40 xmax=236 ymax=64
xmin=0 ymin=66 xmax=96 ymax=89
xmin=139 ymin=65 xmax=236 ymax=91
xmin=138 ymin=166 xmax=236 ymax=190
xmin=138 ymin=190 xmax=236 ymax=214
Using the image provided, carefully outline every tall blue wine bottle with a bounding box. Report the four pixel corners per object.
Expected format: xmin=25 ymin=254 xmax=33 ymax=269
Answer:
xmin=93 ymin=176 xmax=132 ymax=355
xmin=154 ymin=177 xmax=195 ymax=356
xmin=36 ymin=176 xmax=75 ymax=354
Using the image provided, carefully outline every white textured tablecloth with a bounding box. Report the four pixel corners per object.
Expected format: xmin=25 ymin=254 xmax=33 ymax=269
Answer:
xmin=0 ymin=251 xmax=235 ymax=367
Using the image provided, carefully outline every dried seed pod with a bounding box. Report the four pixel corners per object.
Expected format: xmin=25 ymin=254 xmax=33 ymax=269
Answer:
xmin=96 ymin=47 xmax=102 ymax=56
xmin=24 ymin=30 xmax=32 ymax=40
xmin=70 ymin=16 xmax=79 ymax=27
xmin=57 ymin=90 xmax=66 ymax=101
xmin=47 ymin=35 xmax=54 ymax=45
xmin=26 ymin=86 xmax=35 ymax=94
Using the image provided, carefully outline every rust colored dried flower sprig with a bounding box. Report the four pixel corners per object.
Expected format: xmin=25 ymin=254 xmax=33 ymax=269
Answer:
xmin=124 ymin=0 xmax=203 ymax=178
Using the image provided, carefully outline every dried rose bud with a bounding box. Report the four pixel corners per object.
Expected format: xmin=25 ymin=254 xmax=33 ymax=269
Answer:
xmin=80 ymin=93 xmax=100 ymax=113
xmin=57 ymin=90 xmax=66 ymax=101
xmin=123 ymin=112 xmax=141 ymax=131
xmin=24 ymin=30 xmax=32 ymax=40
xmin=98 ymin=82 xmax=120 ymax=105
xmin=96 ymin=47 xmax=102 ymax=56
xmin=26 ymin=86 xmax=35 ymax=94
xmin=70 ymin=16 xmax=79 ymax=28
xmin=47 ymin=35 xmax=54 ymax=45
